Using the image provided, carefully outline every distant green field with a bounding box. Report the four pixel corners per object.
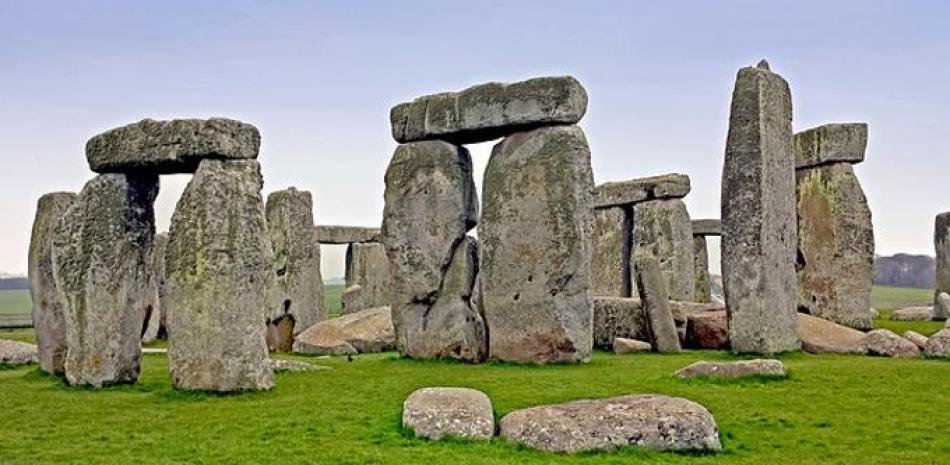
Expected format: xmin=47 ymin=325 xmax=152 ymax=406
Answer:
xmin=0 ymin=289 xmax=31 ymax=317
xmin=324 ymin=283 xmax=343 ymax=316
xmin=869 ymin=285 xmax=932 ymax=312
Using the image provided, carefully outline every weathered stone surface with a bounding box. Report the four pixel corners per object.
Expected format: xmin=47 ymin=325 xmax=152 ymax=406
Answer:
xmin=634 ymin=254 xmax=681 ymax=353
xmin=692 ymin=236 xmax=712 ymax=303
xmin=480 ymin=125 xmax=594 ymax=363
xmin=499 ymin=394 xmax=721 ymax=453
xmin=592 ymin=297 xmax=712 ymax=348
xmin=721 ymin=61 xmax=800 ymax=354
xmin=890 ymin=306 xmax=934 ymax=321
xmin=593 ymin=174 xmax=691 ymax=209
xmin=796 ymin=313 xmax=866 ymax=354
xmin=613 ymin=337 xmax=652 ymax=354
xmin=0 ymin=340 xmax=38 ymax=365
xmin=402 ymin=387 xmax=494 ymax=441
xmin=343 ymin=242 xmax=392 ymax=314
xmin=862 ymin=329 xmax=920 ymax=358
xmin=903 ymin=330 xmax=929 ymax=350
xmin=142 ymin=232 xmax=168 ymax=343
xmin=52 ymin=174 xmax=157 ymax=387
xmin=935 ymin=213 xmax=950 ymax=316
xmin=269 ymin=359 xmax=318 ymax=372
xmin=796 ymin=162 xmax=874 ymax=330
xmin=936 ymin=291 xmax=950 ymax=321
xmin=691 ymin=219 xmax=722 ymax=236
xmin=923 ymin=329 xmax=950 ymax=358
xmin=266 ymin=188 xmax=326 ymax=339
xmin=391 ymin=76 xmax=588 ymax=144
xmin=794 ymin=123 xmax=868 ymax=169
xmin=292 ymin=306 xmax=395 ymax=355
xmin=631 ymin=199 xmax=695 ymax=301
xmin=590 ymin=207 xmax=631 ymax=297
xmin=165 ymin=159 xmax=274 ymax=391
xmin=675 ymin=359 xmax=788 ymax=379
xmin=314 ymin=225 xmax=380 ymax=244
xmin=685 ymin=310 xmax=729 ymax=350
xmin=28 ymin=192 xmax=76 ymax=374
xmin=341 ymin=285 xmax=364 ymax=314
xmin=86 ymin=118 xmax=260 ymax=174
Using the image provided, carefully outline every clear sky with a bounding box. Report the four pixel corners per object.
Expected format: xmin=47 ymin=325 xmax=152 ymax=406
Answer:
xmin=1 ymin=1 xmax=948 ymax=278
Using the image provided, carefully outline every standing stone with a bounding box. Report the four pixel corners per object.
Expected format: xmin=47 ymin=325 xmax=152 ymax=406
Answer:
xmin=721 ymin=60 xmax=800 ymax=353
xmin=381 ymin=141 xmax=484 ymax=362
xmin=692 ymin=236 xmax=712 ymax=303
xmin=52 ymin=174 xmax=157 ymax=387
xmin=343 ymin=242 xmax=392 ymax=314
xmin=631 ymin=198 xmax=694 ymax=301
xmin=150 ymin=232 xmax=169 ymax=340
xmin=480 ymin=125 xmax=594 ymax=363
xmin=28 ymin=192 xmax=76 ymax=374
xmin=165 ymin=159 xmax=274 ymax=391
xmin=590 ymin=207 xmax=631 ymax=296
xmin=265 ymin=187 xmax=325 ymax=348
xmin=936 ymin=292 xmax=950 ymax=320
xmin=633 ymin=254 xmax=681 ymax=353
xmin=935 ymin=213 xmax=950 ymax=319
xmin=796 ymin=162 xmax=874 ymax=329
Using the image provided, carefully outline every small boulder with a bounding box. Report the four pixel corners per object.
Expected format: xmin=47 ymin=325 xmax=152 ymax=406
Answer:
xmin=797 ymin=313 xmax=866 ymax=354
xmin=936 ymin=292 xmax=950 ymax=320
xmin=0 ymin=340 xmax=38 ymax=365
xmin=292 ymin=306 xmax=395 ymax=355
xmin=675 ymin=359 xmax=788 ymax=379
xmin=269 ymin=359 xmax=320 ymax=372
xmin=862 ymin=329 xmax=920 ymax=358
xmin=923 ymin=329 xmax=950 ymax=358
xmin=402 ymin=387 xmax=494 ymax=441
xmin=902 ymin=331 xmax=929 ymax=350
xmin=613 ymin=338 xmax=652 ymax=354
xmin=685 ymin=310 xmax=729 ymax=350
xmin=890 ymin=306 xmax=934 ymax=321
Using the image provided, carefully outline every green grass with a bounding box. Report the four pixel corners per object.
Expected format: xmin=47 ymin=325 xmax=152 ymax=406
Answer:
xmin=869 ymin=285 xmax=932 ymax=312
xmin=325 ymin=283 xmax=343 ymax=316
xmin=0 ymin=289 xmax=31 ymax=317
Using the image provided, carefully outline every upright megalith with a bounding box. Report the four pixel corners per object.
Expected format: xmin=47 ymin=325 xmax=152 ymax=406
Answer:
xmin=343 ymin=242 xmax=392 ymax=314
xmin=265 ymin=187 xmax=326 ymax=350
xmin=165 ymin=159 xmax=274 ymax=391
xmin=795 ymin=123 xmax=874 ymax=329
xmin=935 ymin=212 xmax=950 ymax=319
xmin=28 ymin=192 xmax=76 ymax=374
xmin=52 ymin=174 xmax=158 ymax=386
xmin=480 ymin=125 xmax=595 ymax=363
xmin=690 ymin=219 xmax=721 ymax=304
xmin=721 ymin=60 xmax=800 ymax=353
xmin=590 ymin=207 xmax=631 ymax=297
xmin=631 ymin=198 xmax=695 ymax=301
xmin=144 ymin=232 xmax=169 ymax=341
xmin=381 ymin=140 xmax=485 ymax=361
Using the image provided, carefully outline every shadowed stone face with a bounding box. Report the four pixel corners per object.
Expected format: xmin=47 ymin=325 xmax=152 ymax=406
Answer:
xmin=593 ymin=173 xmax=690 ymax=209
xmin=590 ymin=207 xmax=631 ymax=297
xmin=142 ymin=232 xmax=168 ymax=343
xmin=633 ymin=254 xmax=681 ymax=353
xmin=630 ymin=198 xmax=695 ymax=302
xmin=935 ymin=213 xmax=950 ymax=319
xmin=692 ymin=236 xmax=712 ymax=303
xmin=314 ymin=225 xmax=380 ymax=244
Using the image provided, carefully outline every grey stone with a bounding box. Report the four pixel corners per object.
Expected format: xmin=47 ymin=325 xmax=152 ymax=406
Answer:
xmin=142 ymin=232 xmax=168 ymax=343
xmin=935 ymin=213 xmax=950 ymax=316
xmin=165 ymin=159 xmax=274 ymax=391
xmin=52 ymin=174 xmax=157 ymax=387
xmin=86 ymin=118 xmax=260 ymax=174
xmin=340 ymin=285 xmax=364 ymax=315
xmin=402 ymin=387 xmax=494 ymax=441
xmin=902 ymin=330 xmax=929 ymax=350
xmin=691 ymin=219 xmax=722 ymax=236
xmin=675 ymin=359 xmax=788 ymax=379
xmin=592 ymin=297 xmax=714 ymax=349
xmin=269 ymin=359 xmax=319 ymax=372
xmin=343 ymin=242 xmax=392 ymax=313
xmin=797 ymin=313 xmax=866 ymax=354
xmin=633 ymin=254 xmax=681 ymax=353
xmin=499 ymin=394 xmax=721 ymax=453
xmin=292 ymin=306 xmax=395 ymax=355
xmin=480 ymin=125 xmax=594 ymax=363
xmin=0 ymin=340 xmax=38 ymax=365
xmin=590 ymin=207 xmax=631 ymax=297
xmin=631 ymin=199 xmax=695 ymax=302
xmin=862 ymin=329 xmax=920 ymax=358
xmin=593 ymin=173 xmax=691 ymax=209
xmin=314 ymin=225 xmax=381 ymax=244
xmin=890 ymin=306 xmax=934 ymax=321
xmin=391 ymin=76 xmax=588 ymax=144
xmin=692 ymin=236 xmax=712 ymax=303
xmin=936 ymin=292 xmax=950 ymax=321
xmin=28 ymin=192 xmax=76 ymax=374
xmin=613 ymin=337 xmax=652 ymax=354
xmin=721 ymin=62 xmax=800 ymax=354
xmin=794 ymin=123 xmax=868 ymax=169
xmin=923 ymin=329 xmax=950 ymax=358
xmin=685 ymin=310 xmax=729 ymax=350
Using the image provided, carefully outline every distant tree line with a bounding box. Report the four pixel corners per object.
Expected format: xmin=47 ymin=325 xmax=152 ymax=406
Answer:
xmin=0 ymin=277 xmax=28 ymax=290
xmin=873 ymin=254 xmax=935 ymax=289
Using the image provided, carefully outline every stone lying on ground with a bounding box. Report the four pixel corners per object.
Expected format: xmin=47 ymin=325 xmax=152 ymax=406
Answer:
xmin=923 ymin=329 xmax=950 ymax=358
xmin=0 ymin=340 xmax=38 ymax=365
xmin=292 ymin=306 xmax=395 ymax=355
xmin=613 ymin=338 xmax=652 ymax=354
xmin=631 ymin=198 xmax=695 ymax=301
xmin=313 ymin=225 xmax=381 ymax=244
xmin=862 ymin=329 xmax=920 ymax=358
xmin=935 ymin=292 xmax=950 ymax=320
xmin=633 ymin=254 xmax=681 ymax=353
xmin=86 ymin=118 xmax=260 ymax=174
xmin=343 ymin=242 xmax=392 ymax=313
xmin=269 ymin=359 xmax=319 ymax=372
xmin=691 ymin=219 xmax=722 ymax=236
xmin=903 ymin=331 xmax=929 ymax=350
xmin=499 ymin=394 xmax=721 ymax=453
xmin=890 ymin=306 xmax=934 ymax=321
xmin=593 ymin=173 xmax=690 ymax=209
xmin=592 ymin=297 xmax=722 ymax=348
xmin=52 ymin=173 xmax=157 ymax=387
xmin=685 ymin=310 xmax=729 ymax=350
xmin=590 ymin=207 xmax=630 ymax=297
xmin=402 ymin=387 xmax=494 ymax=441
xmin=797 ymin=313 xmax=866 ymax=354
xmin=391 ymin=76 xmax=588 ymax=144
xmin=793 ymin=123 xmax=868 ymax=169
xmin=28 ymin=192 xmax=76 ymax=374
xmin=675 ymin=359 xmax=788 ymax=379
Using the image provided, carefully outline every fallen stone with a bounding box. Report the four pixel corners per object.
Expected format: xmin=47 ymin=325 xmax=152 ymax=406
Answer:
xmin=593 ymin=173 xmax=690 ymax=209
xmin=613 ymin=337 xmax=652 ymax=354
xmin=794 ymin=123 xmax=868 ymax=169
xmin=0 ymin=340 xmax=38 ymax=365
xmin=692 ymin=236 xmax=712 ymax=303
xmin=862 ymin=329 xmax=920 ymax=358
xmin=391 ymin=76 xmax=588 ymax=144
xmin=402 ymin=387 xmax=494 ymax=441
xmin=675 ymin=359 xmax=788 ymax=379
xmin=592 ymin=297 xmax=715 ymax=348
xmin=631 ymin=198 xmax=695 ymax=301
xmin=923 ymin=329 xmax=950 ymax=358
xmin=499 ymin=394 xmax=721 ymax=453
xmin=634 ymin=254 xmax=681 ymax=353
xmin=935 ymin=291 xmax=950 ymax=320
xmin=343 ymin=242 xmax=392 ymax=313
xmin=797 ymin=313 xmax=867 ymax=354
xmin=480 ymin=125 xmax=594 ymax=363
xmin=903 ymin=330 xmax=929 ymax=350
xmin=292 ymin=306 xmax=395 ymax=355
xmin=686 ymin=310 xmax=729 ymax=350
xmin=691 ymin=219 xmax=722 ymax=236
xmin=86 ymin=118 xmax=260 ymax=174
xmin=269 ymin=359 xmax=318 ymax=372
xmin=890 ymin=306 xmax=934 ymax=321
xmin=313 ymin=225 xmax=381 ymax=244
xmin=590 ymin=207 xmax=631 ymax=297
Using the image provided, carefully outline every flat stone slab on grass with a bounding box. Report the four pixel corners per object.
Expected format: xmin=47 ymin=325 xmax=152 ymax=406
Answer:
xmin=890 ymin=306 xmax=934 ymax=321
xmin=593 ymin=173 xmax=690 ymax=209
xmin=797 ymin=313 xmax=867 ymax=354
xmin=862 ymin=329 xmax=920 ymax=358
xmin=402 ymin=387 xmax=494 ymax=441
xmin=0 ymin=340 xmax=38 ymax=365
xmin=675 ymin=359 xmax=788 ymax=379
xmin=923 ymin=329 xmax=950 ymax=358
xmin=269 ymin=359 xmax=326 ymax=372
xmin=292 ymin=306 xmax=395 ymax=355
xmin=613 ymin=338 xmax=652 ymax=354
xmin=314 ymin=225 xmax=381 ymax=244
xmin=499 ymin=394 xmax=721 ymax=453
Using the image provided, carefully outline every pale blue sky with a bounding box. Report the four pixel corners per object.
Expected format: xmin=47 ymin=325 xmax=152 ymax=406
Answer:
xmin=1 ymin=1 xmax=948 ymax=278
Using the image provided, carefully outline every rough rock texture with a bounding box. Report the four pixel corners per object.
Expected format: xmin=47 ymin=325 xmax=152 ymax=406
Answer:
xmin=402 ymin=387 xmax=495 ymax=441
xmin=634 ymin=254 xmax=681 ymax=353
xmin=796 ymin=162 xmax=874 ymax=330
xmin=890 ymin=306 xmax=934 ymax=321
xmin=292 ymin=306 xmax=395 ymax=355
xmin=269 ymin=359 xmax=318 ymax=372
xmin=692 ymin=236 xmax=712 ymax=303
xmin=903 ymin=330 xmax=929 ymax=350
xmin=794 ymin=123 xmax=868 ymax=169
xmin=343 ymin=242 xmax=392 ymax=314
xmin=86 ymin=118 xmax=260 ymax=174
xmin=28 ymin=192 xmax=76 ymax=374
xmin=142 ymin=232 xmax=168 ymax=343
xmin=721 ymin=61 xmax=800 ymax=354
xmin=590 ymin=207 xmax=631 ymax=297
xmin=480 ymin=125 xmax=594 ymax=363
xmin=691 ymin=219 xmax=722 ymax=236
xmin=935 ymin=213 xmax=950 ymax=316
xmin=0 ymin=340 xmax=38 ymax=365
xmin=796 ymin=313 xmax=866 ymax=354
xmin=613 ymin=337 xmax=652 ymax=354
xmin=314 ymin=225 xmax=381 ymax=244
xmin=631 ymin=199 xmax=694 ymax=301
xmin=266 ymin=188 xmax=326 ymax=340
xmin=675 ymin=359 xmax=788 ymax=379
xmin=165 ymin=160 xmax=274 ymax=391
xmin=923 ymin=329 xmax=950 ymax=358
xmin=685 ymin=310 xmax=729 ymax=350
xmin=380 ymin=141 xmax=484 ymax=362
xmin=862 ymin=329 xmax=920 ymax=358
xmin=52 ymin=174 xmax=157 ymax=387
xmin=499 ymin=394 xmax=721 ymax=453
xmin=391 ymin=76 xmax=588 ymax=144
xmin=592 ymin=297 xmax=714 ymax=348
xmin=935 ymin=292 xmax=950 ymax=320
xmin=341 ymin=285 xmax=364 ymax=314
xmin=593 ymin=174 xmax=691 ymax=209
